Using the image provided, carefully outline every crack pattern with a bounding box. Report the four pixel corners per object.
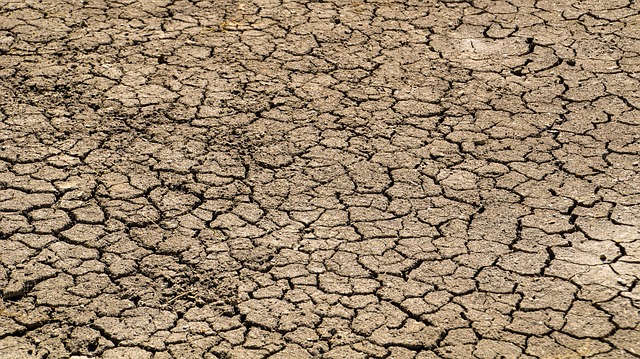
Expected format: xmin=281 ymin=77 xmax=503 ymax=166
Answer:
xmin=0 ymin=0 xmax=639 ymax=358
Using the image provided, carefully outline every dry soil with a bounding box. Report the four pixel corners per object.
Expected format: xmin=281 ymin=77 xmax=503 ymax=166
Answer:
xmin=0 ymin=0 xmax=639 ymax=358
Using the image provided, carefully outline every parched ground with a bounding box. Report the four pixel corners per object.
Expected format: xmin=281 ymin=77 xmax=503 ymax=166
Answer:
xmin=0 ymin=0 xmax=639 ymax=358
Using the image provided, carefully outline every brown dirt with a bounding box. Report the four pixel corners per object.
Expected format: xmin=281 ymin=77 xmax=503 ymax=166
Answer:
xmin=0 ymin=0 xmax=639 ymax=358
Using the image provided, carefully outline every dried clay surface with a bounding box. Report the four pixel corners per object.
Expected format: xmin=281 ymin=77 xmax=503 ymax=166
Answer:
xmin=0 ymin=0 xmax=639 ymax=358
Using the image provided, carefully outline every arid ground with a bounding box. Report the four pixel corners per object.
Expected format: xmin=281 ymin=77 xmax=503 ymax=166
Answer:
xmin=0 ymin=0 xmax=639 ymax=358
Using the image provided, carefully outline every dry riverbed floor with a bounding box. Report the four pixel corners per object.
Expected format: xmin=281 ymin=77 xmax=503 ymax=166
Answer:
xmin=0 ymin=0 xmax=639 ymax=358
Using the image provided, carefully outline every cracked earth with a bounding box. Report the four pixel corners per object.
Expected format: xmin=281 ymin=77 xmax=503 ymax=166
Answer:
xmin=0 ymin=0 xmax=639 ymax=358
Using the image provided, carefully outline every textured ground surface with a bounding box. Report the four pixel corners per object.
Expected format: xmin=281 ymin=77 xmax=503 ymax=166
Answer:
xmin=0 ymin=0 xmax=639 ymax=358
